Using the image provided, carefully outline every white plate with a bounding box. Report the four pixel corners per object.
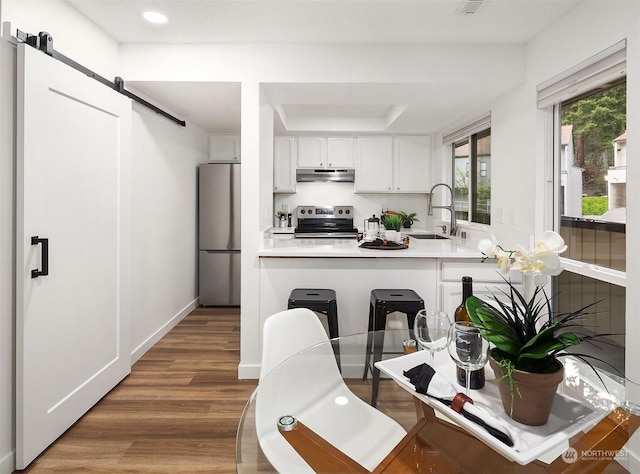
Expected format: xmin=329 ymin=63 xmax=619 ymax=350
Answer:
xmin=375 ymin=350 xmax=607 ymax=465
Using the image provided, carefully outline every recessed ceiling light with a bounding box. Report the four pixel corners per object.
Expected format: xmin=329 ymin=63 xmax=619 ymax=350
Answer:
xmin=143 ymin=11 xmax=168 ymax=24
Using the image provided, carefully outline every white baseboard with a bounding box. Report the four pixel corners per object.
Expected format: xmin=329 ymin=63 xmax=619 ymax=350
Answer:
xmin=130 ymin=298 xmax=199 ymax=364
xmin=0 ymin=450 xmax=14 ymax=474
xmin=238 ymin=363 xmax=260 ymax=380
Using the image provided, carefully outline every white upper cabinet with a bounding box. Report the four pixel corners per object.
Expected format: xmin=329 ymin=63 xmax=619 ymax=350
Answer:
xmin=209 ymin=134 xmax=240 ymax=161
xmin=393 ymin=135 xmax=431 ymax=192
xmin=355 ymin=135 xmax=430 ymax=193
xmin=354 ymin=136 xmax=393 ymax=192
xmin=296 ymin=136 xmax=355 ymax=169
xmin=327 ymin=137 xmax=355 ymax=168
xmin=274 ymin=136 xmax=297 ymax=193
xmin=297 ymin=136 xmax=327 ymax=168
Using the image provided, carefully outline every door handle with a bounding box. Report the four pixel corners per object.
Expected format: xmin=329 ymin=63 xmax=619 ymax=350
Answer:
xmin=31 ymin=236 xmax=49 ymax=278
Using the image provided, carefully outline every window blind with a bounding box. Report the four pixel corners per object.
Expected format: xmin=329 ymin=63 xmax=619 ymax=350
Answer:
xmin=537 ymin=40 xmax=626 ymax=109
xmin=442 ymin=114 xmax=491 ymax=145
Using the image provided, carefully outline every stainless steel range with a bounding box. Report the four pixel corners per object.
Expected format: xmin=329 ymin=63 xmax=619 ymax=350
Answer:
xmin=294 ymin=206 xmax=358 ymax=238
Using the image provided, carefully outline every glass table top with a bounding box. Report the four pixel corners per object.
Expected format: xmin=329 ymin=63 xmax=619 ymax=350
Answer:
xmin=236 ymin=329 xmax=639 ymax=473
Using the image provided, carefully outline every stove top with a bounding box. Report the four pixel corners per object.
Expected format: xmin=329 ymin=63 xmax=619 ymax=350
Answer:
xmin=294 ymin=205 xmax=358 ymax=238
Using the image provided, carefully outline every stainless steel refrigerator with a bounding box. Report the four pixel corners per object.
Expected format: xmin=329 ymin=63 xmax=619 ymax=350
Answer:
xmin=198 ymin=163 xmax=241 ymax=306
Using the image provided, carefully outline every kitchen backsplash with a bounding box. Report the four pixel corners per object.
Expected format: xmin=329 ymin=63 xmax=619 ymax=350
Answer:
xmin=274 ymin=181 xmax=436 ymax=231
xmin=273 ymin=181 xmax=493 ymax=250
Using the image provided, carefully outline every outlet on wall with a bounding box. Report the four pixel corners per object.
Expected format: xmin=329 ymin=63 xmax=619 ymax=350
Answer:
xmin=494 ymin=207 xmax=503 ymax=224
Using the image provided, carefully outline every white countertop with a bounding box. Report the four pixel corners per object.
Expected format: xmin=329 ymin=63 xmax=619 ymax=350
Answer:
xmin=258 ymin=235 xmax=482 ymax=258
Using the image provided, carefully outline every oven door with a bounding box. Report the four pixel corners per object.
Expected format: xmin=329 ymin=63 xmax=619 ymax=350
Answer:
xmin=294 ymin=220 xmax=358 ymax=238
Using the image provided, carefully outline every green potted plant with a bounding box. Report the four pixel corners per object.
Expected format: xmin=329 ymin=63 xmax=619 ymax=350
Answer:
xmin=275 ymin=210 xmax=287 ymax=228
xmin=466 ymin=231 xmax=613 ymax=425
xmin=382 ymin=214 xmax=402 ymax=242
xmin=397 ymin=211 xmax=419 ymax=229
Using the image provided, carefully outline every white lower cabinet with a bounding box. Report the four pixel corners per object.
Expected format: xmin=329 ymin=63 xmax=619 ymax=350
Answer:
xmin=438 ymin=260 xmax=522 ymax=319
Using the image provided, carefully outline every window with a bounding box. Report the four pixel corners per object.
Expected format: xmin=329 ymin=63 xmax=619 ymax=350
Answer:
xmin=451 ymin=127 xmax=491 ymax=224
xmin=540 ymin=41 xmax=627 ymax=375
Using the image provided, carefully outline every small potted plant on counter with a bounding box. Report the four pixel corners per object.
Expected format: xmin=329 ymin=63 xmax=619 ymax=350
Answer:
xmin=275 ymin=210 xmax=287 ymax=228
xmin=383 ymin=214 xmax=402 ymax=242
xmin=465 ymin=231 xmax=615 ymax=425
xmin=397 ymin=211 xmax=419 ymax=229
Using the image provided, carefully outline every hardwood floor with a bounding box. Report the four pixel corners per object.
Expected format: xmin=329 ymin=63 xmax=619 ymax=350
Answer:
xmin=20 ymin=306 xmax=417 ymax=473
xmin=21 ymin=307 xmax=257 ymax=473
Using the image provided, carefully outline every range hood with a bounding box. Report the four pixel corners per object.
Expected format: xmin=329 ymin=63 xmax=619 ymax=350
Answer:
xmin=296 ymin=168 xmax=355 ymax=182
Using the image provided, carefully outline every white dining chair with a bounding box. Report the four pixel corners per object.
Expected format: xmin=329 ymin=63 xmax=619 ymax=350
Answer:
xmin=255 ymin=308 xmax=407 ymax=473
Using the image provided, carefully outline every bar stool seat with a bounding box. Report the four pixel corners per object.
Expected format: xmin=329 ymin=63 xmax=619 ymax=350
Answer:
xmin=363 ymin=289 xmax=424 ymax=406
xmin=288 ymin=288 xmax=340 ymax=368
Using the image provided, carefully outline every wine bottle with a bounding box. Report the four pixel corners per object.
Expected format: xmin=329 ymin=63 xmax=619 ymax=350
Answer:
xmin=454 ymin=276 xmax=485 ymax=389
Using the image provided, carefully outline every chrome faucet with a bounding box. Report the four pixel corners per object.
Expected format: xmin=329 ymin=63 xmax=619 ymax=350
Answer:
xmin=428 ymin=183 xmax=457 ymax=236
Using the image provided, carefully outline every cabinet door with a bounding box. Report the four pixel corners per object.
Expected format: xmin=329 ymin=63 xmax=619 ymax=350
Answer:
xmin=393 ymin=135 xmax=430 ymax=192
xmin=354 ymin=136 xmax=393 ymax=193
xmin=209 ymin=134 xmax=240 ymax=161
xmin=274 ymin=136 xmax=297 ymax=193
xmin=327 ymin=137 xmax=355 ymax=168
xmin=439 ymin=260 xmax=523 ymax=319
xmin=440 ymin=282 xmax=518 ymax=322
xmin=297 ymin=136 xmax=327 ymax=168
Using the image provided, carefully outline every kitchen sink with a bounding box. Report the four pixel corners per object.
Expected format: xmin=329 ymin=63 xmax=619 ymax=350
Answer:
xmin=407 ymin=234 xmax=449 ymax=240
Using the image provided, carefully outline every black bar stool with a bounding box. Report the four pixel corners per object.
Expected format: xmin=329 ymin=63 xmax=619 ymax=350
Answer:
xmin=363 ymin=289 xmax=424 ymax=406
xmin=288 ymin=288 xmax=340 ymax=368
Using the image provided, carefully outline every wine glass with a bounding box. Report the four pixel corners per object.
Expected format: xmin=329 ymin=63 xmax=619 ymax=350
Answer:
xmin=414 ymin=309 xmax=451 ymax=365
xmin=447 ymin=321 xmax=489 ymax=395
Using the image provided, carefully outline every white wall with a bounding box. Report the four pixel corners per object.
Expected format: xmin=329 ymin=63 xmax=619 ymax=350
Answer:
xmin=129 ymin=102 xmax=208 ymax=361
xmin=2 ymin=0 xmax=119 ymax=78
xmin=119 ymin=43 xmax=525 ymax=92
xmin=478 ymin=1 xmax=639 ymax=251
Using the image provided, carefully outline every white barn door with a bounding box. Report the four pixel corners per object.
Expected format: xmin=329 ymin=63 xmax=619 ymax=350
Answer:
xmin=16 ymin=43 xmax=132 ymax=469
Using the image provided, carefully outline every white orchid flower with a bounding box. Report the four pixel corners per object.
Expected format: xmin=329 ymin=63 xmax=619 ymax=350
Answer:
xmin=479 ymin=236 xmax=514 ymax=274
xmin=478 ymin=236 xmax=499 ymax=257
xmin=535 ymin=231 xmax=567 ymax=254
xmin=535 ymin=251 xmax=563 ymax=276
xmin=532 ymin=272 xmax=550 ymax=287
xmin=496 ymin=253 xmax=512 ymax=274
xmin=478 ymin=231 xmax=566 ymax=278
xmin=533 ymin=231 xmax=566 ymax=276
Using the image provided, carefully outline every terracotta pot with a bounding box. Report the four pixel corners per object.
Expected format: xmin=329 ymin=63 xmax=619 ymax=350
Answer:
xmin=489 ymin=353 xmax=564 ymax=426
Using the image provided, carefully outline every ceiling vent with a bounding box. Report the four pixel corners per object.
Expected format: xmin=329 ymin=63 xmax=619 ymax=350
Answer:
xmin=458 ymin=0 xmax=484 ymax=15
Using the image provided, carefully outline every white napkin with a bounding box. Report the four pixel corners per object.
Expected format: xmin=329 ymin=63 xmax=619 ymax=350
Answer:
xmin=404 ymin=363 xmax=516 ymax=447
